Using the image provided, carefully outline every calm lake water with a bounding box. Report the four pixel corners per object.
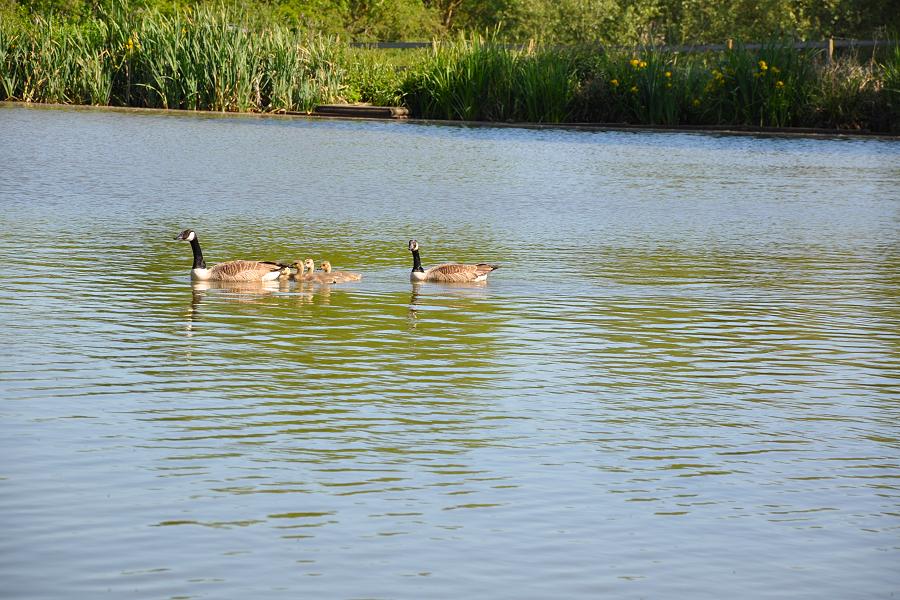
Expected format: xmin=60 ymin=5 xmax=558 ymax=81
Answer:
xmin=1 ymin=104 xmax=899 ymax=599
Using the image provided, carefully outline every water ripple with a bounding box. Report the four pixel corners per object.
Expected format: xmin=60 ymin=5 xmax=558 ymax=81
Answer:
xmin=1 ymin=105 xmax=899 ymax=599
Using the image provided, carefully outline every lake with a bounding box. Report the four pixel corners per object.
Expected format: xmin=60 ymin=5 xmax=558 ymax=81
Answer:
xmin=1 ymin=104 xmax=898 ymax=599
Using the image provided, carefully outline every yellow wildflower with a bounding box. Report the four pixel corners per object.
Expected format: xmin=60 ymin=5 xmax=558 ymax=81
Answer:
xmin=630 ymin=58 xmax=640 ymax=68
xmin=630 ymin=85 xmax=639 ymax=94
xmin=610 ymin=79 xmax=619 ymax=87
xmin=775 ymin=80 xmax=784 ymax=88
xmin=759 ymin=60 xmax=768 ymax=71
xmin=124 ymin=32 xmax=141 ymax=51
xmin=771 ymin=66 xmax=780 ymax=74
xmin=692 ymin=98 xmax=701 ymax=107
xmin=666 ymin=82 xmax=672 ymax=89
xmin=665 ymin=71 xmax=671 ymax=78
xmin=639 ymin=61 xmax=647 ymax=69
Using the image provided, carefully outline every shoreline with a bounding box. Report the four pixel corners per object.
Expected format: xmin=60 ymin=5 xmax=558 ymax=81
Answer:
xmin=3 ymin=100 xmax=898 ymax=141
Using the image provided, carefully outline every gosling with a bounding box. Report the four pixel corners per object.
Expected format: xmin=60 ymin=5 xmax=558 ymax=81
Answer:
xmin=320 ymin=260 xmax=362 ymax=283
xmin=292 ymin=258 xmax=337 ymax=284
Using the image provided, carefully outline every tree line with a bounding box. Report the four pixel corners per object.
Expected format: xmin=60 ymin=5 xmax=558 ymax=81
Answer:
xmin=7 ymin=0 xmax=899 ymax=44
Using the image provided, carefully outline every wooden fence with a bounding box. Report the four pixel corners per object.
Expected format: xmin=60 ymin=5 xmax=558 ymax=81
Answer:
xmin=350 ymin=39 xmax=895 ymax=62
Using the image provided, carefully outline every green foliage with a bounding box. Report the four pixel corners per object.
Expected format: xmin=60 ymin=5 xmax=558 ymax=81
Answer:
xmin=1 ymin=17 xmax=114 ymax=104
xmin=1 ymin=0 xmax=898 ymax=132
xmin=516 ymin=48 xmax=577 ymax=122
xmin=7 ymin=0 xmax=897 ymax=43
xmin=403 ymin=35 xmax=576 ymax=122
xmin=452 ymin=0 xmax=899 ymax=44
xmin=699 ymin=42 xmax=817 ymax=126
xmin=806 ymin=53 xmax=880 ymax=129
xmin=343 ymin=49 xmax=408 ymax=105
xmin=569 ymin=42 xmax=896 ymax=130
xmin=404 ymin=35 xmax=517 ymax=120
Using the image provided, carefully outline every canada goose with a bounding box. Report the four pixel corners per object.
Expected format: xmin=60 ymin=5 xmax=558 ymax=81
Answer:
xmin=408 ymin=239 xmax=499 ymax=283
xmin=320 ymin=260 xmax=362 ymax=282
xmin=291 ymin=258 xmax=337 ymax=284
xmin=174 ymin=229 xmax=289 ymax=282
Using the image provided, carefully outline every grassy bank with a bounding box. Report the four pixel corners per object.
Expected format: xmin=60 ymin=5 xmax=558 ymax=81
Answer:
xmin=2 ymin=5 xmax=899 ymax=132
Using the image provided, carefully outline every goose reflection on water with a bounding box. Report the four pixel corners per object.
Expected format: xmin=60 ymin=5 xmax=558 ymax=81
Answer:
xmin=408 ymin=281 xmax=493 ymax=321
xmin=186 ymin=279 xmax=335 ymax=316
xmin=189 ymin=280 xmax=286 ymax=307
xmin=184 ymin=280 xmax=292 ymax=332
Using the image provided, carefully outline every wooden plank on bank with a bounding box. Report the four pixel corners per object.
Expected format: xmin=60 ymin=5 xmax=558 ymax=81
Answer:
xmin=313 ymin=104 xmax=409 ymax=119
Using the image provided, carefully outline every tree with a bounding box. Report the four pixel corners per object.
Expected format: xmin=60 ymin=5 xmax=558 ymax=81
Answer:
xmin=424 ymin=0 xmax=466 ymax=29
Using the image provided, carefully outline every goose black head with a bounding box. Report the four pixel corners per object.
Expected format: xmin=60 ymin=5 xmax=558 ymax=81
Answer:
xmin=175 ymin=229 xmax=196 ymax=242
xmin=408 ymin=240 xmax=419 ymax=252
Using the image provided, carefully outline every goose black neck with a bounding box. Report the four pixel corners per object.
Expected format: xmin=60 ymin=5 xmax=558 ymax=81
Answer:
xmin=189 ymin=236 xmax=206 ymax=269
xmin=411 ymin=249 xmax=424 ymax=273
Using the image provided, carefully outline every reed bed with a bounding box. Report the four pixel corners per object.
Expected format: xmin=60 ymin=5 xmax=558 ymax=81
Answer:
xmin=1 ymin=5 xmax=350 ymax=112
xmin=2 ymin=5 xmax=898 ymax=132
xmin=402 ymin=37 xmax=578 ymax=122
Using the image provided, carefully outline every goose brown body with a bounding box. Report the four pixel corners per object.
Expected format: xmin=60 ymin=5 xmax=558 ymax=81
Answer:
xmin=408 ymin=240 xmax=499 ymax=283
xmin=174 ymin=229 xmax=287 ymax=282
xmin=206 ymin=260 xmax=287 ymax=282
xmin=415 ymin=262 xmax=498 ymax=283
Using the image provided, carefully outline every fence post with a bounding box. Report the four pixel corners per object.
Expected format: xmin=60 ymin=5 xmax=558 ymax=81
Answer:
xmin=827 ymin=37 xmax=834 ymax=63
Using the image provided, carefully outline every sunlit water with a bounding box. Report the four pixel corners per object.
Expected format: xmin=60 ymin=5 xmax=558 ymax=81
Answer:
xmin=1 ymin=105 xmax=899 ymax=599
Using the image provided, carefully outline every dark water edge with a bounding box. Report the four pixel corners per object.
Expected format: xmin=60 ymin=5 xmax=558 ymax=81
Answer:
xmin=4 ymin=100 xmax=897 ymax=140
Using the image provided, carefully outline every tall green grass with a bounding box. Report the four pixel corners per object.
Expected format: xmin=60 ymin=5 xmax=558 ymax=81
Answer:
xmin=1 ymin=18 xmax=114 ymax=105
xmin=1 ymin=4 xmax=349 ymax=112
xmin=880 ymin=42 xmax=900 ymax=132
xmin=403 ymin=35 xmax=577 ymax=122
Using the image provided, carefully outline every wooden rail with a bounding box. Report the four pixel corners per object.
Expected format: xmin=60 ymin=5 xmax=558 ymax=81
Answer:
xmin=350 ymin=39 xmax=895 ymax=61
